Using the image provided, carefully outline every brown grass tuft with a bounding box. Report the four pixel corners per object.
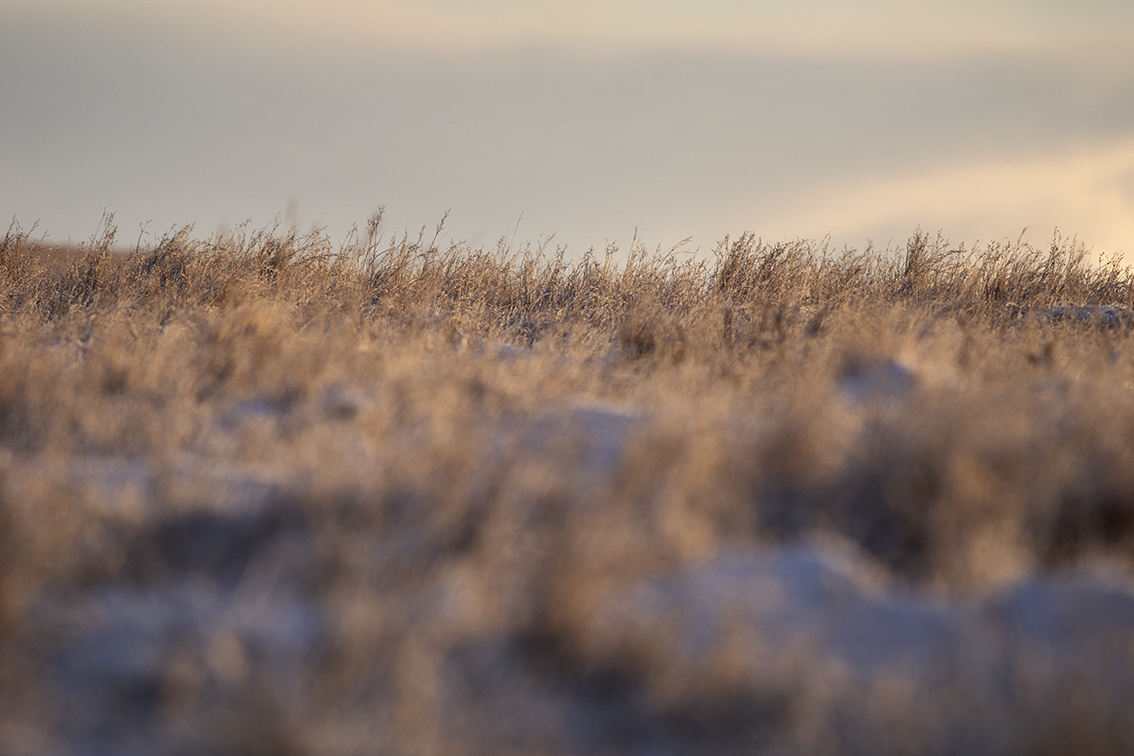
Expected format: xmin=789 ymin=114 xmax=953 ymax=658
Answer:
xmin=2 ymin=217 xmax=1134 ymax=754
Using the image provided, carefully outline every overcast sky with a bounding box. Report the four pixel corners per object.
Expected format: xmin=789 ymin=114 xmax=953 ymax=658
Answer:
xmin=3 ymin=0 xmax=1133 ymax=258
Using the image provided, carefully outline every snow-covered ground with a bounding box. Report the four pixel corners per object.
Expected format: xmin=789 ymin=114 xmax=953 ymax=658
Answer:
xmin=6 ymin=391 xmax=1133 ymax=756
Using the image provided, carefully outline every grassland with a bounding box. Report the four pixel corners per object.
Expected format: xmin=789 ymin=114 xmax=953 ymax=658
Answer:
xmin=1 ymin=214 xmax=1133 ymax=755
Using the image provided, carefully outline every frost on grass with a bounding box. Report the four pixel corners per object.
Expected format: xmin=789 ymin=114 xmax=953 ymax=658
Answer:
xmin=2 ymin=224 xmax=1134 ymax=755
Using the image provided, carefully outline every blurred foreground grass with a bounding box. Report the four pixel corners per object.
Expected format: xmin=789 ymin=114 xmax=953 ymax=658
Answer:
xmin=1 ymin=215 xmax=1133 ymax=755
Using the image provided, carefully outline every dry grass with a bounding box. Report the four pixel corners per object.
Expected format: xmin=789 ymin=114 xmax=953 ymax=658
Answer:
xmin=2 ymin=214 xmax=1134 ymax=755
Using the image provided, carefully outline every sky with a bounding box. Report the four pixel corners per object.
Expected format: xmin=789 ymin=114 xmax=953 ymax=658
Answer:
xmin=2 ymin=0 xmax=1134 ymax=259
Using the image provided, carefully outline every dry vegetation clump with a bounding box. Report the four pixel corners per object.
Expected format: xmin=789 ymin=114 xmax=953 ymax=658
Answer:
xmin=2 ymin=214 xmax=1134 ymax=755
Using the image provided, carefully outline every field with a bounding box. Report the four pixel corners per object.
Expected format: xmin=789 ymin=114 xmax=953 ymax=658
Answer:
xmin=2 ymin=214 xmax=1134 ymax=755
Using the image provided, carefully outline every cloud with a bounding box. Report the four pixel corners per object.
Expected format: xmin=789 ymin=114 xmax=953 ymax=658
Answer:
xmin=767 ymin=137 xmax=1134 ymax=255
xmin=2 ymin=3 xmax=1132 ymax=254
xmin=4 ymin=0 xmax=1133 ymax=61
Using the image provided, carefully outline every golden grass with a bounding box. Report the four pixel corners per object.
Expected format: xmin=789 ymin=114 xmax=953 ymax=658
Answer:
xmin=2 ymin=213 xmax=1133 ymax=754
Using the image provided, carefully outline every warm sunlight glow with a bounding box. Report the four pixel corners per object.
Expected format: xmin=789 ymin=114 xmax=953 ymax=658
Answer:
xmin=767 ymin=137 xmax=1134 ymax=256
